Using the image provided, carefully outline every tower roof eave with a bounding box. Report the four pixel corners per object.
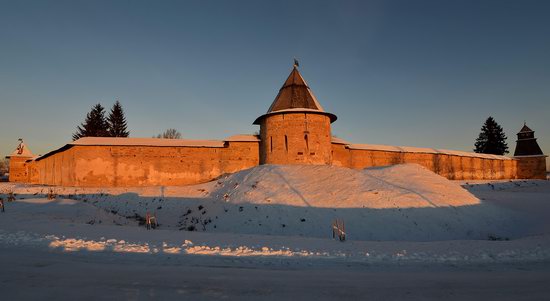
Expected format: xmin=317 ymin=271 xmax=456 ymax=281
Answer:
xmin=253 ymin=109 xmax=337 ymax=125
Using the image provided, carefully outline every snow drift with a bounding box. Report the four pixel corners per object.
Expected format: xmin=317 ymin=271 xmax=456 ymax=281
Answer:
xmin=4 ymin=164 xmax=521 ymax=241
xmin=210 ymin=163 xmax=481 ymax=208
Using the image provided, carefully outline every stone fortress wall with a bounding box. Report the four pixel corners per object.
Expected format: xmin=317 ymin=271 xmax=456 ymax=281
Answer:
xmin=7 ymin=64 xmax=547 ymax=186
xmin=21 ymin=138 xmax=259 ymax=187
xmin=258 ymin=113 xmax=332 ymax=165
xmin=7 ymin=156 xmax=31 ymax=183
xmin=11 ymin=131 xmax=544 ymax=187
xmin=331 ymin=142 xmax=521 ymax=180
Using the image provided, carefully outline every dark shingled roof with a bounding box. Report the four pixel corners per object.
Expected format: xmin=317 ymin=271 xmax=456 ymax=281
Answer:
xmin=519 ymin=124 xmax=534 ymax=133
xmin=514 ymin=123 xmax=544 ymax=157
xmin=254 ymin=66 xmax=337 ymax=124
xmin=267 ymin=66 xmax=322 ymax=112
xmin=514 ymin=140 xmax=544 ymax=156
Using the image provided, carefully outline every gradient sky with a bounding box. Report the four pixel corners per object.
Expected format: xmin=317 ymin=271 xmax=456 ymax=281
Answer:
xmin=1 ymin=0 xmax=549 ymax=169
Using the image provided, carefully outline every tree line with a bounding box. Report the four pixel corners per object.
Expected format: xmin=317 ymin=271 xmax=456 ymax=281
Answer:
xmin=73 ymin=101 xmax=181 ymax=140
xmin=73 ymin=101 xmax=129 ymax=140
xmin=73 ymin=102 xmax=508 ymax=155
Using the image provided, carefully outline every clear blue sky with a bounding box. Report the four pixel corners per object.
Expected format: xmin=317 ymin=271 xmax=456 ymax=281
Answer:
xmin=1 ymin=0 xmax=549 ymax=169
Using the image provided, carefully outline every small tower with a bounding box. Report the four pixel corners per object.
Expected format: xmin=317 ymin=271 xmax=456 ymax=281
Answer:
xmin=254 ymin=63 xmax=337 ymax=165
xmin=5 ymin=139 xmax=34 ymax=182
xmin=513 ymin=123 xmax=547 ymax=179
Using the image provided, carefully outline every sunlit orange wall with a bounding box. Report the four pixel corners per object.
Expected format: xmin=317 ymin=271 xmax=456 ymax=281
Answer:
xmin=27 ymin=142 xmax=259 ymax=187
xmin=7 ymin=156 xmax=32 ymax=182
xmin=18 ymin=140 xmax=545 ymax=187
xmin=331 ymin=144 xmax=521 ymax=180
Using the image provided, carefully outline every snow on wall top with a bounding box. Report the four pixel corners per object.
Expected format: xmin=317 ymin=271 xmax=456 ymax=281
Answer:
xmin=347 ymin=143 xmax=512 ymax=160
xmin=225 ymin=134 xmax=260 ymax=142
xmin=331 ymin=136 xmax=351 ymax=145
xmin=33 ymin=135 xmax=260 ymax=161
xmin=70 ymin=137 xmax=226 ymax=148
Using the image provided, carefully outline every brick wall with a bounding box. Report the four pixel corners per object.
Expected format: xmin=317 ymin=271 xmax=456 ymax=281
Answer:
xmin=28 ymin=141 xmax=259 ymax=187
xmin=515 ymin=156 xmax=547 ymax=179
xmin=7 ymin=156 xmax=32 ymax=182
xmin=259 ymin=113 xmax=332 ymax=165
xmin=331 ymin=144 xmax=520 ymax=180
xmin=19 ymin=137 xmax=545 ymax=187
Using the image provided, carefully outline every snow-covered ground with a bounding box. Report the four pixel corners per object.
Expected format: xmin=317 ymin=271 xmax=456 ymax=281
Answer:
xmin=1 ymin=164 xmax=550 ymax=300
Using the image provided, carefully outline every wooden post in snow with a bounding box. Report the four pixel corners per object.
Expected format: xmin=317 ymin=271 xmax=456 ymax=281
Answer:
xmin=332 ymin=219 xmax=346 ymax=241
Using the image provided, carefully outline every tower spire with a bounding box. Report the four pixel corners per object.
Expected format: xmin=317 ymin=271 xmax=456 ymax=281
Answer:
xmin=253 ymin=62 xmax=337 ymax=124
xmin=6 ymin=138 xmax=33 ymax=158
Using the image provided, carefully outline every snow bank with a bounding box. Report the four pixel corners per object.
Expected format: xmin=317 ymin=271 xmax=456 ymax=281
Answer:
xmin=1 ymin=163 xmax=516 ymax=241
xmin=2 ymin=174 xmax=550 ymax=265
xmin=211 ymin=163 xmax=480 ymax=208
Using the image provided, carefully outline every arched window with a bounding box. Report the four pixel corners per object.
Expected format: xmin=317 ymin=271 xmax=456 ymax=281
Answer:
xmin=305 ymin=134 xmax=309 ymax=151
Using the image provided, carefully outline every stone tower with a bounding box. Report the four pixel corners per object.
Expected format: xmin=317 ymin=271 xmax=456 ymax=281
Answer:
xmin=513 ymin=123 xmax=547 ymax=179
xmin=5 ymin=139 xmax=34 ymax=182
xmin=254 ymin=64 xmax=337 ymax=165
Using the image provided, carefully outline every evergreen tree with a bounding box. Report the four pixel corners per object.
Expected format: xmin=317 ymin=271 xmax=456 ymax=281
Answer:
xmin=474 ymin=116 xmax=509 ymax=155
xmin=107 ymin=100 xmax=129 ymax=137
xmin=72 ymin=104 xmax=109 ymax=140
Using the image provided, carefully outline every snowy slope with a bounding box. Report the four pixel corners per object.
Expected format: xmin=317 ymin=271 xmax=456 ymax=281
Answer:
xmin=211 ymin=163 xmax=480 ymax=208
xmin=2 ymin=179 xmax=550 ymax=300
xmin=3 ymin=164 xmax=520 ymax=241
xmin=2 ymin=166 xmax=550 ymax=301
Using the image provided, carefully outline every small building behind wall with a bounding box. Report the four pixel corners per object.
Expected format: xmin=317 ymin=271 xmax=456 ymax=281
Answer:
xmin=5 ymin=139 xmax=34 ymax=183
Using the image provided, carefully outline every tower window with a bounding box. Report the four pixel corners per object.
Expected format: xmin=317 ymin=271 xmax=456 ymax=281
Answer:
xmin=305 ymin=134 xmax=309 ymax=151
xmin=270 ymin=136 xmax=273 ymax=153
xmin=285 ymin=135 xmax=288 ymax=152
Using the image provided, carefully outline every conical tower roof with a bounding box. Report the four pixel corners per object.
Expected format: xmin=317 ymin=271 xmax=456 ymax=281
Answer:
xmin=6 ymin=139 xmax=34 ymax=158
xmin=254 ymin=65 xmax=337 ymax=124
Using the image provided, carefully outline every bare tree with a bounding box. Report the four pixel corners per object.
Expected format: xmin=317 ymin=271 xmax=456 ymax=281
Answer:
xmin=155 ymin=128 xmax=182 ymax=139
xmin=0 ymin=158 xmax=9 ymax=180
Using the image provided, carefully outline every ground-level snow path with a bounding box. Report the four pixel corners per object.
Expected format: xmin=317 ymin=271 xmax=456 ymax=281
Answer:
xmin=2 ymin=246 xmax=550 ymax=301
